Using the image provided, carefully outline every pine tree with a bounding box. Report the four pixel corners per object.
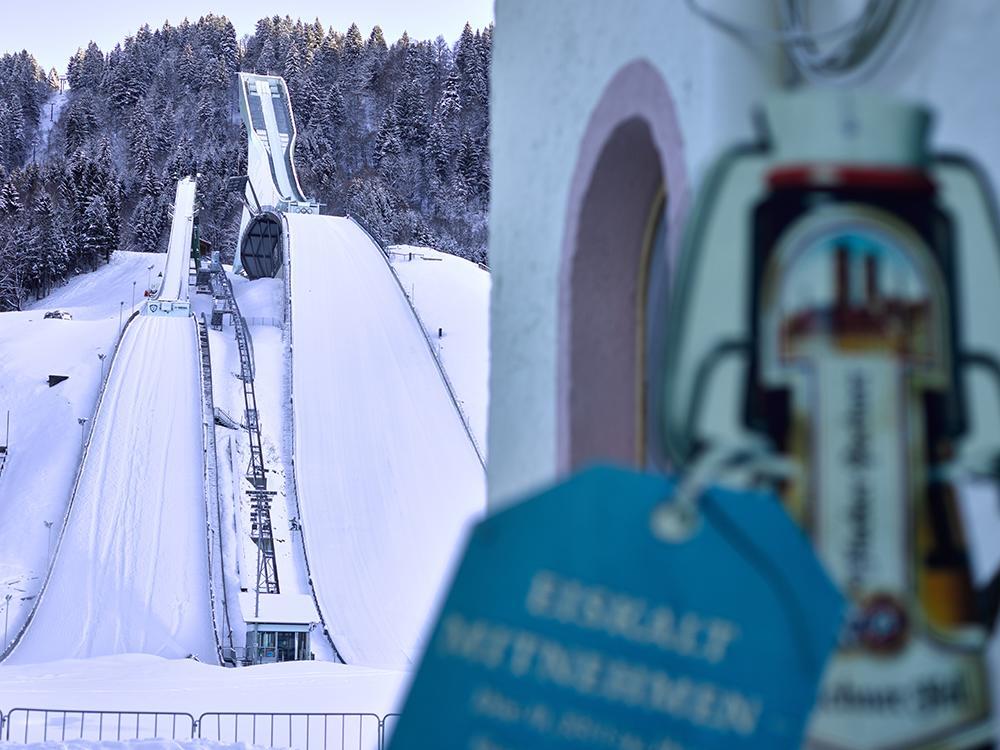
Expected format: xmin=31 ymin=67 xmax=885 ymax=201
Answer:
xmin=6 ymin=96 xmax=25 ymax=166
xmin=257 ymin=39 xmax=277 ymax=74
xmin=108 ymin=53 xmax=143 ymax=112
xmin=368 ymin=26 xmax=387 ymax=55
xmin=130 ymin=193 xmax=165 ymax=252
xmin=178 ymin=44 xmax=198 ymax=89
xmin=127 ymin=104 xmax=154 ymax=176
xmin=283 ymin=44 xmax=302 ymax=83
xmin=425 ymin=118 xmax=450 ymax=183
xmin=458 ymin=131 xmax=481 ymax=198
xmin=343 ymin=23 xmax=364 ymax=89
xmin=0 ymin=179 xmax=22 ymax=216
xmin=374 ymin=109 xmax=403 ymax=183
xmin=27 ymin=192 xmax=69 ymax=297
xmin=77 ymin=42 xmax=105 ymax=92
xmin=81 ymin=194 xmax=113 ymax=266
xmin=394 ymin=76 xmax=429 ymax=149
xmin=0 ymin=225 xmax=29 ymax=310
xmin=63 ymin=95 xmax=98 ymax=156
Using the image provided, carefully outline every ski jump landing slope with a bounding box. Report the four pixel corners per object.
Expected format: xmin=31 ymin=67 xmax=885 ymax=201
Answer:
xmin=286 ymin=214 xmax=485 ymax=669
xmin=4 ymin=179 xmax=217 ymax=665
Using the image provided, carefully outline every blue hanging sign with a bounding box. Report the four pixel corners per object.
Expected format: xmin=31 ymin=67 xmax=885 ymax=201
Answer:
xmin=388 ymin=466 xmax=844 ymax=750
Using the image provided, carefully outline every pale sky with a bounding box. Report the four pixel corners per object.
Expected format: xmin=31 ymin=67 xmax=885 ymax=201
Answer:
xmin=1 ymin=0 xmax=495 ymax=74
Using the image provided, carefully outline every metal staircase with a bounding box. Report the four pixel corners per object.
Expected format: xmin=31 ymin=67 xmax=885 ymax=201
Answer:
xmin=210 ymin=267 xmax=279 ymax=597
xmin=196 ymin=313 xmax=236 ymax=662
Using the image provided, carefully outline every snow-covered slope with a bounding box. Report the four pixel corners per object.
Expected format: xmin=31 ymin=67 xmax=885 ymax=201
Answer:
xmin=286 ymin=215 xmax=485 ymax=669
xmin=158 ymin=178 xmax=196 ymax=302
xmin=389 ymin=245 xmax=490 ymax=454
xmin=5 ymin=315 xmax=216 ymax=664
xmin=0 ymin=252 xmax=164 ymax=646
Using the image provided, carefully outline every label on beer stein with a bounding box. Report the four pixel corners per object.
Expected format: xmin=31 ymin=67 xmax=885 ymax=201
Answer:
xmin=756 ymin=204 xmax=994 ymax=748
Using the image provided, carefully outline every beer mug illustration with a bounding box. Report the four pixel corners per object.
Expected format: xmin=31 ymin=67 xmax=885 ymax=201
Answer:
xmin=660 ymin=93 xmax=1000 ymax=748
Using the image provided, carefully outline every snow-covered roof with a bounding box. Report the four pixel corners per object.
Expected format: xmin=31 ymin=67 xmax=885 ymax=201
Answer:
xmin=240 ymin=592 xmax=319 ymax=625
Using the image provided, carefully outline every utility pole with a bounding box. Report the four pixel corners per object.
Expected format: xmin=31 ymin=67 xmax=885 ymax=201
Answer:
xmin=3 ymin=593 xmax=11 ymax=646
xmin=44 ymin=521 xmax=53 ymax=559
xmin=119 ymin=301 xmax=124 ymax=333
xmin=98 ymin=352 xmax=106 ymax=382
xmin=78 ymin=417 xmax=87 ymax=445
xmin=147 ymin=264 xmax=154 ymax=293
xmin=131 ymin=280 xmax=136 ymax=309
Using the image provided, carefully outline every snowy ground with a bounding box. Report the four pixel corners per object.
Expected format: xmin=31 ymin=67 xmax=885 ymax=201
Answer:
xmin=389 ymin=246 xmax=490 ymax=456
xmin=0 ymin=654 xmax=406 ymax=750
xmin=286 ymin=215 xmax=485 ymax=670
xmin=0 ymin=654 xmax=406 ymax=716
xmin=5 ymin=316 xmax=216 ymax=665
xmin=0 ymin=252 xmax=164 ymax=648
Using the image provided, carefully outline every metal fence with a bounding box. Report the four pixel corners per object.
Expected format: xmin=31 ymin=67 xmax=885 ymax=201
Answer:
xmin=380 ymin=713 xmax=401 ymax=748
xmin=199 ymin=712 xmax=382 ymax=750
xmin=0 ymin=709 xmax=401 ymax=749
xmin=2 ymin=708 xmax=196 ymax=744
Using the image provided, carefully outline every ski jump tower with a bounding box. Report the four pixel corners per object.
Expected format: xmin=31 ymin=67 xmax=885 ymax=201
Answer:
xmin=235 ymin=73 xmax=319 ymax=279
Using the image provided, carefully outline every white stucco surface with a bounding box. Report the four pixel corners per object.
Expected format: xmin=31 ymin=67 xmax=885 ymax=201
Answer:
xmin=488 ymin=0 xmax=778 ymax=505
xmin=488 ymin=0 xmax=1000 ymax=507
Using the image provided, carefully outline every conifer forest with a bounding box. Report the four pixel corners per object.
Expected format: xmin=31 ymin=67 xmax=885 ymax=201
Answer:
xmin=0 ymin=15 xmax=492 ymax=310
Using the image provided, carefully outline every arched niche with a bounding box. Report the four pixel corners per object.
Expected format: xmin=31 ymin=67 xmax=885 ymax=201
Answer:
xmin=557 ymin=59 xmax=689 ymax=472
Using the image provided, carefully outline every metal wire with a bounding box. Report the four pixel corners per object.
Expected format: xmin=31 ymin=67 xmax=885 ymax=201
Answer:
xmin=684 ymin=0 xmax=923 ymax=85
xmin=780 ymin=0 xmax=922 ymax=85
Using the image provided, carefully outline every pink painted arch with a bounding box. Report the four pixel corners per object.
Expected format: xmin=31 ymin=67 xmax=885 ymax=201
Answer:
xmin=557 ymin=58 xmax=689 ymax=473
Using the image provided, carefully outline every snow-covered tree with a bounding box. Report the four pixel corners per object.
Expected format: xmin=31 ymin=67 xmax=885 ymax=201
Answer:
xmin=81 ymin=194 xmax=113 ymax=266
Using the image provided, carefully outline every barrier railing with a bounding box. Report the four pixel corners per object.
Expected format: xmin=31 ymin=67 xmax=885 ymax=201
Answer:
xmin=244 ymin=315 xmax=284 ymax=328
xmin=3 ymin=709 xmax=196 ymax=744
xmin=198 ymin=712 xmax=382 ymax=750
xmin=0 ymin=708 xmax=402 ymax=748
xmin=380 ymin=713 xmax=401 ymax=748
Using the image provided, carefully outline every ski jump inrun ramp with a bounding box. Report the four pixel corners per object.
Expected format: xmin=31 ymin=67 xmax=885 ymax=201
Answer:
xmin=3 ymin=178 xmax=219 ymax=665
xmin=237 ymin=73 xmax=486 ymax=669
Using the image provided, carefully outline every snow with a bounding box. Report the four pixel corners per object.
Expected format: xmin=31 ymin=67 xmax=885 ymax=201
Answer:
xmin=286 ymin=215 xmax=485 ymax=669
xmin=238 ymin=593 xmax=317 ymax=625
xmin=5 ymin=316 xmax=216 ymax=665
xmin=388 ymin=245 xmax=490 ymax=455
xmin=157 ymin=179 xmax=196 ymax=302
xmin=34 ymin=90 xmax=69 ymax=162
xmin=0 ymin=652 xmax=406 ymax=720
xmin=198 ymin=271 xmax=332 ymax=657
xmin=0 ymin=252 xmax=164 ymax=647
xmin=30 ymin=252 xmax=163 ymax=319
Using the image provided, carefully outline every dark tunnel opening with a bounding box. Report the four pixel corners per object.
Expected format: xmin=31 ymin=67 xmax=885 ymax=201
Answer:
xmin=241 ymin=212 xmax=284 ymax=279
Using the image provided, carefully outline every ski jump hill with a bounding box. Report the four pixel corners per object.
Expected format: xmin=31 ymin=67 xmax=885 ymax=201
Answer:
xmin=0 ymin=74 xmax=484 ymax=671
xmin=3 ymin=178 xmax=221 ymax=665
xmin=235 ymin=72 xmax=485 ymax=669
